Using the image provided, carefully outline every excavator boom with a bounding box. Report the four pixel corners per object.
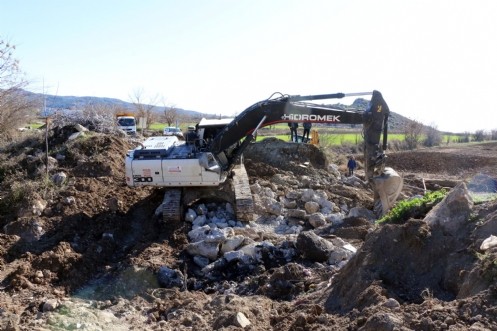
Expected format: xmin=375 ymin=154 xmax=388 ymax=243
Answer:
xmin=211 ymin=91 xmax=388 ymax=176
xmin=210 ymin=93 xmax=366 ymax=158
xmin=208 ymin=90 xmax=401 ymax=216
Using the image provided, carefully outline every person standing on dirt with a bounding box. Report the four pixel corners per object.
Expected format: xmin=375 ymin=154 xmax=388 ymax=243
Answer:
xmin=347 ymin=155 xmax=357 ymax=176
xmin=289 ymin=122 xmax=298 ymax=142
xmin=303 ymin=121 xmax=312 ymax=142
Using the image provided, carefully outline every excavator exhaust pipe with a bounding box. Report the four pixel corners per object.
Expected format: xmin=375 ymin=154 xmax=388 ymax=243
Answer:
xmin=372 ymin=167 xmax=403 ymax=217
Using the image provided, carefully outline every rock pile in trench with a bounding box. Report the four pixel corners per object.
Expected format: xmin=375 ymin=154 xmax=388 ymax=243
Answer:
xmin=147 ymin=138 xmax=377 ymax=297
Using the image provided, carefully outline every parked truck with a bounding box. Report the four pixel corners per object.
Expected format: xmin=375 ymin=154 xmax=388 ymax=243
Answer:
xmin=116 ymin=113 xmax=137 ymax=135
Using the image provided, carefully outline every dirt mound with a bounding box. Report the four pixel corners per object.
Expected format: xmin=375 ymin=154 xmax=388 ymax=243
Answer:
xmin=319 ymin=209 xmax=497 ymax=330
xmin=245 ymin=138 xmax=328 ymax=175
xmin=325 ymin=220 xmax=463 ymax=311
xmin=387 ymin=142 xmax=497 ymax=178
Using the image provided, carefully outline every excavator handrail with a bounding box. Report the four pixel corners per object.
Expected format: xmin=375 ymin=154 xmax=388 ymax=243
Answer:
xmin=288 ymin=91 xmax=373 ymax=102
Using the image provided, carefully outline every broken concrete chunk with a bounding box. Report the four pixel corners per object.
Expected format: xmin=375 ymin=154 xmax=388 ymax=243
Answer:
xmin=480 ymin=235 xmax=497 ymax=251
xmin=234 ymin=312 xmax=251 ymax=328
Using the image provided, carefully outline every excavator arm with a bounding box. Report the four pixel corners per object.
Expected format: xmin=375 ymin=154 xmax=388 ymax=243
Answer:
xmin=209 ymin=90 xmax=402 ymax=216
xmin=211 ymin=91 xmax=385 ymax=179
xmin=210 ymin=93 xmax=361 ymax=158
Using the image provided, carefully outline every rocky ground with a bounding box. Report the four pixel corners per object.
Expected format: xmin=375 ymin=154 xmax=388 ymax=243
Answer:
xmin=1 ymin=127 xmax=497 ymax=330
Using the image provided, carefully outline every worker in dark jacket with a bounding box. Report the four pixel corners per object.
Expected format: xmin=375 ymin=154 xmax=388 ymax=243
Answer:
xmin=347 ymin=156 xmax=357 ymax=176
xmin=303 ymin=122 xmax=312 ymax=142
xmin=289 ymin=122 xmax=298 ymax=142
xmin=186 ymin=126 xmax=198 ymax=145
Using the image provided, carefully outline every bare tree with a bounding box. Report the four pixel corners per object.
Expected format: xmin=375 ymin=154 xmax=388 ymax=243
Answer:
xmin=403 ymin=119 xmax=423 ymax=150
xmin=423 ymin=124 xmax=442 ymax=147
xmin=491 ymin=130 xmax=497 ymax=141
xmin=473 ymin=130 xmax=486 ymax=142
xmin=0 ymin=38 xmax=37 ymax=138
xmin=163 ymin=105 xmax=178 ymax=127
xmin=129 ymin=89 xmax=158 ymax=129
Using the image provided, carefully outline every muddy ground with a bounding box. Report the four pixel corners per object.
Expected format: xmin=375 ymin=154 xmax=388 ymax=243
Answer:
xmin=1 ymin=129 xmax=497 ymax=330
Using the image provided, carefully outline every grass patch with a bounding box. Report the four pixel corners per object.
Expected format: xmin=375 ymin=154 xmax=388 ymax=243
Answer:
xmin=470 ymin=192 xmax=497 ymax=204
xmin=148 ymin=122 xmax=198 ymax=132
xmin=319 ymin=133 xmax=363 ymax=146
xmin=377 ymin=189 xmax=447 ymax=224
xmin=148 ymin=123 xmax=165 ymax=131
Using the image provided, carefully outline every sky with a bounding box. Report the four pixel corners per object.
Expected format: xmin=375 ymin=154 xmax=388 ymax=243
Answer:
xmin=1 ymin=0 xmax=496 ymax=133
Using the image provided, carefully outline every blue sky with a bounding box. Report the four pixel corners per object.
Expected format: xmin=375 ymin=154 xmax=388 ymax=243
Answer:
xmin=1 ymin=0 xmax=496 ymax=133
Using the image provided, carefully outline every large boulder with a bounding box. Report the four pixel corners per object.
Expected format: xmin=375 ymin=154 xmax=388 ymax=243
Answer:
xmin=424 ymin=182 xmax=473 ymax=236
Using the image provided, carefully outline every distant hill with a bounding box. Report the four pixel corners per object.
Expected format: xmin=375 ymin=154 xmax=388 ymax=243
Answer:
xmin=21 ymin=89 xmax=415 ymax=130
xmin=321 ymin=97 xmax=416 ymax=132
xmin=20 ymin=89 xmax=204 ymax=118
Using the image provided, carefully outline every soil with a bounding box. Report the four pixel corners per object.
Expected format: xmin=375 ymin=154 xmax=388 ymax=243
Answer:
xmin=1 ymin=130 xmax=497 ymax=331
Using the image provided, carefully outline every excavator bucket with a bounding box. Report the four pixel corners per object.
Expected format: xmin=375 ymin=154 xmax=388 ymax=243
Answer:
xmin=372 ymin=167 xmax=403 ymax=217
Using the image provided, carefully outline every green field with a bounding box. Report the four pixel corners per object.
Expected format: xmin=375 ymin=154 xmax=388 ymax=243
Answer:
xmin=149 ymin=122 xmax=462 ymax=147
xmin=256 ymin=132 xmax=461 ymax=146
xmin=149 ymin=122 xmax=192 ymax=131
xmin=256 ymin=131 xmax=403 ymax=145
xmin=149 ymin=123 xmax=164 ymax=131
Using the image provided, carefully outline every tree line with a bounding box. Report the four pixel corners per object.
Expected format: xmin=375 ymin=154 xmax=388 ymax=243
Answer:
xmin=402 ymin=119 xmax=497 ymax=150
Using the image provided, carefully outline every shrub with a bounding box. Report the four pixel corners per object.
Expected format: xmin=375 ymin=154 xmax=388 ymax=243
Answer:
xmin=377 ymin=189 xmax=447 ymax=224
xmin=424 ymin=125 xmax=443 ymax=147
xmin=473 ymin=130 xmax=486 ymax=142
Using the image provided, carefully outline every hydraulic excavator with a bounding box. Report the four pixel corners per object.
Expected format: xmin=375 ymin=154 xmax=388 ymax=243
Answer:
xmin=125 ymin=90 xmax=403 ymax=221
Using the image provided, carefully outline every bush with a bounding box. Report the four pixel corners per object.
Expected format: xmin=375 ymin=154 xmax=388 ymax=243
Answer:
xmin=424 ymin=125 xmax=442 ymax=147
xmin=403 ymin=120 xmax=423 ymax=150
xmin=473 ymin=130 xmax=486 ymax=142
xmin=377 ymin=189 xmax=447 ymax=224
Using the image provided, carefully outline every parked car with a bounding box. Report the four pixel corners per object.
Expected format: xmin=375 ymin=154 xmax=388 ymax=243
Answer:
xmin=163 ymin=127 xmax=183 ymax=138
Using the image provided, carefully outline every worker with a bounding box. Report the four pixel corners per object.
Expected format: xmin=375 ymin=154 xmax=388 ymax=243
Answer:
xmin=185 ymin=126 xmax=198 ymax=145
xmin=289 ymin=122 xmax=298 ymax=142
xmin=347 ymin=156 xmax=357 ymax=176
xmin=303 ymin=122 xmax=312 ymax=142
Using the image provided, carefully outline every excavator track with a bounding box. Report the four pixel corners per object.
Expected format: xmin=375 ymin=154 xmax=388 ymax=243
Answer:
xmin=162 ymin=188 xmax=182 ymax=223
xmin=232 ymin=163 xmax=254 ymax=222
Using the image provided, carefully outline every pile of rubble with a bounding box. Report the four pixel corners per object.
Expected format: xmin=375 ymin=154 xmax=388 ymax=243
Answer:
xmin=156 ymin=158 xmax=378 ymax=298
